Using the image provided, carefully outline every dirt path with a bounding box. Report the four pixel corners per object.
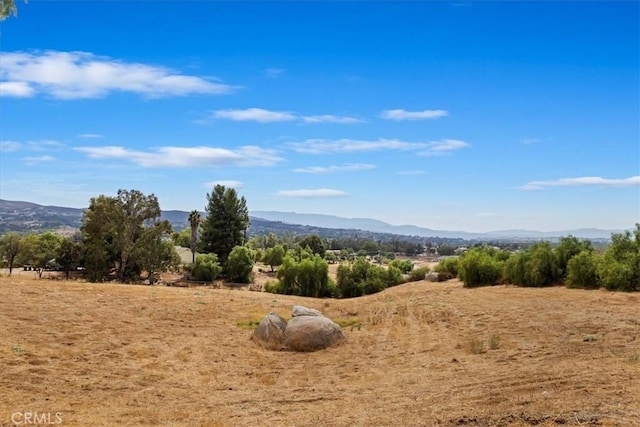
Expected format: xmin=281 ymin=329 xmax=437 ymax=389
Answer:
xmin=1 ymin=276 xmax=638 ymax=426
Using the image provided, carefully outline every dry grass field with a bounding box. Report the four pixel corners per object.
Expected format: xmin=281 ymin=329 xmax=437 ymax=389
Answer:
xmin=1 ymin=270 xmax=639 ymax=426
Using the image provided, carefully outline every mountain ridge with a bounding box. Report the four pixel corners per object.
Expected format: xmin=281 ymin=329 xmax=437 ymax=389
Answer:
xmin=0 ymin=199 xmax=620 ymax=240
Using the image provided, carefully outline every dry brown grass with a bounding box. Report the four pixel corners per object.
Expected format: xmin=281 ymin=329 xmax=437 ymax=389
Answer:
xmin=1 ymin=272 xmax=639 ymax=426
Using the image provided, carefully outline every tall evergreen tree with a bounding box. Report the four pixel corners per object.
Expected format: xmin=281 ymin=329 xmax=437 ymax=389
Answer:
xmin=200 ymin=185 xmax=249 ymax=265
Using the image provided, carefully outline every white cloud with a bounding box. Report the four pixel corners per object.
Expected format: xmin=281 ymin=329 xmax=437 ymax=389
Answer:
xmin=293 ymin=163 xmax=376 ymax=174
xmin=75 ymin=145 xmax=283 ymax=168
xmin=212 ymin=108 xmax=296 ymax=123
xmin=519 ymin=176 xmax=640 ymax=190
xmin=24 ymin=155 xmax=55 ymax=165
xmin=0 ymin=141 xmax=22 ymax=152
xmin=275 ymin=188 xmax=349 ymax=198
xmin=0 ymin=50 xmax=236 ymax=99
xmin=288 ymin=138 xmax=469 ymax=155
xmin=27 ymin=140 xmax=66 ymax=151
xmin=205 ymin=180 xmax=244 ymax=189
xmin=302 ymin=115 xmax=364 ymax=124
xmin=380 ymin=109 xmax=448 ymax=120
xmin=0 ymin=81 xmax=35 ymax=97
xmin=265 ymin=67 xmax=285 ymax=78
xmin=521 ymin=138 xmax=543 ymax=145
xmin=419 ymin=139 xmax=470 ymax=156
xmin=288 ymin=138 xmax=430 ymax=154
xmin=78 ymin=133 xmax=104 ymax=139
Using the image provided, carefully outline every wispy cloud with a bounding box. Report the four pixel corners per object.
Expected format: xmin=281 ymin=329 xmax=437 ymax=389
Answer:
xmin=301 ymin=115 xmax=364 ymax=124
xmin=276 ymin=188 xmax=349 ymax=198
xmin=0 ymin=141 xmax=22 ymax=152
xmin=75 ymin=145 xmax=283 ymax=168
xmin=419 ymin=139 xmax=470 ymax=156
xmin=205 ymin=180 xmax=244 ymax=189
xmin=78 ymin=133 xmax=104 ymax=139
xmin=27 ymin=140 xmax=66 ymax=151
xmin=210 ymin=108 xmax=362 ymax=124
xmin=24 ymin=155 xmax=55 ymax=166
xmin=0 ymin=50 xmax=236 ymax=99
xmin=265 ymin=67 xmax=285 ymax=78
xmin=519 ymin=176 xmax=640 ymax=190
xmin=288 ymin=138 xmax=469 ymax=155
xmin=211 ymin=108 xmax=297 ymax=123
xmin=293 ymin=163 xmax=376 ymax=174
xmin=380 ymin=109 xmax=448 ymax=120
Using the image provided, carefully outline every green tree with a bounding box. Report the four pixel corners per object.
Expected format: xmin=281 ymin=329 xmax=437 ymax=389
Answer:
xmin=171 ymin=228 xmax=191 ymax=247
xmin=298 ymin=234 xmax=327 ymax=256
xmin=188 ymin=210 xmax=202 ymax=264
xmin=435 ymin=257 xmax=460 ymax=277
xmin=138 ymin=223 xmax=180 ymax=284
xmin=226 ymin=246 xmax=254 ymax=283
xmin=504 ymin=242 xmax=560 ymax=287
xmin=17 ymin=232 xmax=62 ymax=278
xmin=555 ymin=235 xmax=592 ymax=278
xmin=81 ymin=189 xmax=174 ymax=282
xmin=274 ymin=255 xmax=332 ymax=297
xmin=597 ymin=225 xmax=639 ymax=291
xmin=458 ymin=248 xmax=502 ymax=288
xmin=0 ymin=232 xmax=21 ymax=275
xmin=565 ymin=251 xmax=599 ymax=289
xmin=0 ymin=0 xmax=25 ymax=20
xmin=57 ymin=237 xmax=82 ymax=280
xmin=262 ymin=244 xmax=285 ymax=272
xmin=200 ymin=185 xmax=249 ymax=266
xmin=191 ymin=253 xmax=222 ymax=282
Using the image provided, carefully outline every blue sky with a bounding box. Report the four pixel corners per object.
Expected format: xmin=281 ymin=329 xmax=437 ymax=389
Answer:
xmin=0 ymin=1 xmax=638 ymax=232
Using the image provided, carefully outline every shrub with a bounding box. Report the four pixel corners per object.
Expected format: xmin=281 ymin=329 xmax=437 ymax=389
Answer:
xmin=458 ymin=248 xmax=502 ymax=288
xmin=596 ymin=226 xmax=639 ymax=292
xmin=226 ymin=246 xmax=255 ymax=283
xmin=504 ymin=242 xmax=560 ymax=287
xmin=275 ymin=255 xmax=331 ymax=297
xmin=389 ymin=259 xmax=414 ymax=274
xmin=435 ymin=257 xmax=459 ymax=277
xmin=407 ymin=266 xmax=430 ymax=282
xmin=192 ymin=253 xmax=222 ymax=282
xmin=565 ymin=251 xmax=599 ymax=289
xmin=336 ymin=259 xmax=405 ymax=297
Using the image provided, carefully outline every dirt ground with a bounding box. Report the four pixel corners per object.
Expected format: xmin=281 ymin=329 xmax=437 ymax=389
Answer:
xmin=1 ymin=270 xmax=639 ymax=426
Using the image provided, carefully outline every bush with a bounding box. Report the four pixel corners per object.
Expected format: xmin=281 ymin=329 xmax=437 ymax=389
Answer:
xmin=192 ymin=253 xmax=222 ymax=282
xmin=458 ymin=248 xmax=503 ymax=288
xmin=274 ymin=255 xmax=331 ymax=297
xmin=336 ymin=259 xmax=404 ymax=297
xmin=565 ymin=251 xmax=599 ymax=289
xmin=435 ymin=257 xmax=459 ymax=277
xmin=389 ymin=259 xmax=414 ymax=274
xmin=596 ymin=226 xmax=639 ymax=292
xmin=504 ymin=242 xmax=560 ymax=287
xmin=407 ymin=266 xmax=430 ymax=282
xmin=226 ymin=246 xmax=255 ymax=283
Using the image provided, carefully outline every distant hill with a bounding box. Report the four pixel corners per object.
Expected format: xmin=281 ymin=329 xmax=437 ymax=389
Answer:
xmin=0 ymin=199 xmax=619 ymax=241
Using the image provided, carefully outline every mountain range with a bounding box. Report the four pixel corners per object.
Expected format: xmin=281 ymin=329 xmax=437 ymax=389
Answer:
xmin=0 ymin=199 xmax=621 ymax=241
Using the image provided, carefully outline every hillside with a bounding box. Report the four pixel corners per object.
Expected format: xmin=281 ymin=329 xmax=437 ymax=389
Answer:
xmin=1 ymin=274 xmax=638 ymax=426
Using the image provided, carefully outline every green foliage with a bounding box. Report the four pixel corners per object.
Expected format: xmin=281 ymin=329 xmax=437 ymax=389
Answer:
xmin=504 ymin=242 xmax=560 ymax=287
xmin=192 ymin=253 xmax=222 ymax=282
xmin=17 ymin=232 xmax=62 ymax=278
xmin=226 ymin=246 xmax=254 ymax=283
xmin=324 ymin=250 xmax=338 ymax=264
xmin=138 ymin=233 xmax=180 ymax=284
xmin=0 ymin=232 xmax=21 ymax=275
xmin=273 ymin=255 xmax=332 ymax=297
xmin=336 ymin=258 xmax=404 ymax=298
xmin=0 ymin=0 xmax=23 ymax=20
xmin=171 ymin=228 xmax=191 ymax=247
xmin=81 ymin=189 xmax=173 ymax=283
xmin=262 ymin=244 xmax=285 ymax=272
xmin=57 ymin=237 xmax=82 ymax=279
xmin=200 ymin=185 xmax=249 ymax=266
xmin=565 ymin=250 xmax=599 ymax=289
xmin=555 ymin=235 xmax=592 ymax=277
xmin=435 ymin=257 xmax=460 ymax=277
xmin=596 ymin=225 xmax=639 ymax=291
xmin=437 ymin=244 xmax=456 ymax=256
xmin=389 ymin=259 xmax=414 ymax=274
xmin=188 ymin=210 xmax=202 ymax=264
xmin=298 ymin=234 xmax=327 ymax=256
xmin=458 ymin=248 xmax=503 ymax=288
xmin=407 ymin=266 xmax=431 ymax=282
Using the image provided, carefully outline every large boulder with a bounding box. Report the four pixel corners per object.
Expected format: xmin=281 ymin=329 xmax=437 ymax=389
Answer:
xmin=283 ymin=315 xmax=345 ymax=352
xmin=291 ymin=305 xmax=325 ymax=318
xmin=251 ymin=312 xmax=287 ymax=350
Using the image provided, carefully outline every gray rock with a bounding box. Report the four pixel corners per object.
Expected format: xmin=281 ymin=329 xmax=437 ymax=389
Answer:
xmin=291 ymin=305 xmax=325 ymax=318
xmin=425 ymin=272 xmax=439 ymax=282
xmin=283 ymin=315 xmax=345 ymax=352
xmin=251 ymin=312 xmax=287 ymax=350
